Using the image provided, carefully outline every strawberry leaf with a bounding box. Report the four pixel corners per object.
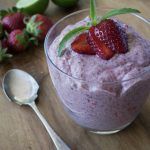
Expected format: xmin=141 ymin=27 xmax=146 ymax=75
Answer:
xmin=0 ymin=46 xmax=12 ymax=62
xmin=16 ymin=30 xmax=29 ymax=49
xmin=90 ymin=0 xmax=97 ymax=26
xmin=101 ymin=8 xmax=141 ymax=21
xmin=8 ymin=7 xmax=18 ymax=13
xmin=26 ymin=15 xmax=43 ymax=37
xmin=0 ymin=10 xmax=8 ymax=19
xmin=29 ymin=37 xmax=39 ymax=46
xmin=0 ymin=7 xmax=20 ymax=19
xmin=58 ymin=26 xmax=89 ymax=57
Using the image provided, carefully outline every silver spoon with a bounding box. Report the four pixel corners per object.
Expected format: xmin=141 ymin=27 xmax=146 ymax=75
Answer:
xmin=2 ymin=69 xmax=70 ymax=150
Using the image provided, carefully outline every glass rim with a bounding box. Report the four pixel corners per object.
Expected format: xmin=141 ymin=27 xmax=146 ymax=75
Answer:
xmin=44 ymin=8 xmax=150 ymax=83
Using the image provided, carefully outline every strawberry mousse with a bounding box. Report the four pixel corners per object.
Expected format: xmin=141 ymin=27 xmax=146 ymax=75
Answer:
xmin=46 ymin=1 xmax=150 ymax=133
xmin=48 ymin=17 xmax=150 ymax=132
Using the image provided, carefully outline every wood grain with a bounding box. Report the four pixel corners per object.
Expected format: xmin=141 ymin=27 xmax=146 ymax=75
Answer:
xmin=0 ymin=0 xmax=150 ymax=150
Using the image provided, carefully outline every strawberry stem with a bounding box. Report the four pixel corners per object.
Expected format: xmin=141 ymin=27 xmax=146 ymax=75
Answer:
xmin=90 ymin=0 xmax=97 ymax=26
xmin=101 ymin=8 xmax=141 ymax=21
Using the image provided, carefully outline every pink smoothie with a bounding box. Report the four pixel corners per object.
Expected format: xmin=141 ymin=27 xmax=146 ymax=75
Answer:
xmin=48 ymin=18 xmax=150 ymax=131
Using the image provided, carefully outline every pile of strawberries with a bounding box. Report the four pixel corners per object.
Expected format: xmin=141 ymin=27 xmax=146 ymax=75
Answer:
xmin=0 ymin=10 xmax=53 ymax=61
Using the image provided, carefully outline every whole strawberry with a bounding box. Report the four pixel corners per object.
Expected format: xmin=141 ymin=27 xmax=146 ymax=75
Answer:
xmin=2 ymin=12 xmax=26 ymax=33
xmin=26 ymin=14 xmax=53 ymax=41
xmin=71 ymin=33 xmax=95 ymax=55
xmin=8 ymin=29 xmax=29 ymax=53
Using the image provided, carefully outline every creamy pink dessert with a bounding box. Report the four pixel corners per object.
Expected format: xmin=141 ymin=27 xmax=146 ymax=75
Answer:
xmin=47 ymin=17 xmax=150 ymax=132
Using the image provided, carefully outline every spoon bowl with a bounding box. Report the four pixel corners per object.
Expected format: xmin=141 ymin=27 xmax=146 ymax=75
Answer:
xmin=2 ymin=69 xmax=39 ymax=105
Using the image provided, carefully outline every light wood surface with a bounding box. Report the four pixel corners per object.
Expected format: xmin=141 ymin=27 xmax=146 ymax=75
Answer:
xmin=0 ymin=0 xmax=150 ymax=150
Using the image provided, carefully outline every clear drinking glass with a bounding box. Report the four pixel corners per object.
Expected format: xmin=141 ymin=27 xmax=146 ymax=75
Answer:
xmin=44 ymin=8 xmax=150 ymax=134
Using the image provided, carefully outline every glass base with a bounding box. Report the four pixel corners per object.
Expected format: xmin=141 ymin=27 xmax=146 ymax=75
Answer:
xmin=90 ymin=121 xmax=132 ymax=135
xmin=90 ymin=129 xmax=120 ymax=135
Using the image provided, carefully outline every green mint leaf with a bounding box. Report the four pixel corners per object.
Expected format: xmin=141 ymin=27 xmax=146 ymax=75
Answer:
xmin=101 ymin=8 xmax=141 ymax=21
xmin=90 ymin=0 xmax=97 ymax=25
xmin=58 ymin=26 xmax=89 ymax=57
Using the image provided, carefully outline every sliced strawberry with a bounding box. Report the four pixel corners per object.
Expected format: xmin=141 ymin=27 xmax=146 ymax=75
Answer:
xmin=88 ymin=26 xmax=114 ymax=60
xmin=2 ymin=12 xmax=26 ymax=33
xmin=88 ymin=19 xmax=128 ymax=60
xmin=71 ymin=33 xmax=96 ymax=55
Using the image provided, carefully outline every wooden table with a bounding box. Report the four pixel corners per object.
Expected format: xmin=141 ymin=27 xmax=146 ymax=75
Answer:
xmin=0 ymin=0 xmax=150 ymax=150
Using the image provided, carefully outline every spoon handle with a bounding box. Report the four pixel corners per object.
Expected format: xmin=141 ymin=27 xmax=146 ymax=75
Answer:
xmin=28 ymin=102 xmax=71 ymax=150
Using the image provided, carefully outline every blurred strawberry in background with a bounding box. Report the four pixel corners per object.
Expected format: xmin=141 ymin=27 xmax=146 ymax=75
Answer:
xmin=26 ymin=14 xmax=53 ymax=41
xmin=8 ymin=29 xmax=30 ymax=53
xmin=0 ymin=0 xmax=80 ymax=62
xmin=2 ymin=12 xmax=25 ymax=32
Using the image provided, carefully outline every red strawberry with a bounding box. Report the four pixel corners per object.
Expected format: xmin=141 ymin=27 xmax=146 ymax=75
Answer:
xmin=8 ymin=29 xmax=29 ymax=53
xmin=71 ymin=33 xmax=95 ymax=55
xmin=26 ymin=14 xmax=53 ymax=41
xmin=88 ymin=19 xmax=128 ymax=60
xmin=2 ymin=12 xmax=26 ymax=33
